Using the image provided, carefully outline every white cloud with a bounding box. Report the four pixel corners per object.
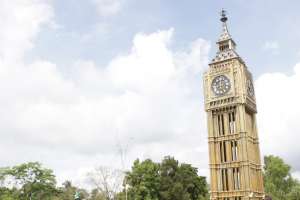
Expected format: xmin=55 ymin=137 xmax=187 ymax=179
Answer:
xmin=262 ymin=41 xmax=280 ymax=55
xmin=0 ymin=5 xmax=211 ymax=185
xmin=256 ymin=63 xmax=300 ymax=173
xmin=2 ymin=0 xmax=300 ymax=188
xmin=0 ymin=0 xmax=54 ymax=62
xmin=92 ymin=0 xmax=122 ymax=17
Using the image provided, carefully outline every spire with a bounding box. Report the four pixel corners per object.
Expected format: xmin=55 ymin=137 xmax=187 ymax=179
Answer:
xmin=210 ymin=10 xmax=241 ymax=64
xmin=218 ymin=9 xmax=232 ymax=42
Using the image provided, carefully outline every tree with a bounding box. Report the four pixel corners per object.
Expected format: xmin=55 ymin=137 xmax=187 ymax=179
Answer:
xmin=125 ymin=159 xmax=160 ymax=200
xmin=0 ymin=162 xmax=59 ymax=200
xmin=159 ymin=156 xmax=208 ymax=200
xmin=124 ymin=156 xmax=208 ymax=200
xmin=263 ymin=155 xmax=299 ymax=200
xmin=0 ymin=187 xmax=20 ymax=200
xmin=287 ymin=183 xmax=300 ymax=200
xmin=0 ymin=167 xmax=19 ymax=199
xmin=57 ymin=180 xmax=89 ymax=200
xmin=58 ymin=180 xmax=77 ymax=200
xmin=87 ymin=166 xmax=124 ymax=200
xmin=90 ymin=188 xmax=106 ymax=200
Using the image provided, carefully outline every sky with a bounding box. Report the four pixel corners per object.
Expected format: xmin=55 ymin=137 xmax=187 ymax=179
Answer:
xmin=1 ymin=0 xmax=300 ymax=187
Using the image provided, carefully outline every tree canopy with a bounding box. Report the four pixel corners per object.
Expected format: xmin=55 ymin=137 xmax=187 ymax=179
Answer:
xmin=124 ymin=156 xmax=208 ymax=200
xmin=0 ymin=162 xmax=59 ymax=200
xmin=263 ymin=155 xmax=300 ymax=200
xmin=1 ymin=155 xmax=300 ymax=200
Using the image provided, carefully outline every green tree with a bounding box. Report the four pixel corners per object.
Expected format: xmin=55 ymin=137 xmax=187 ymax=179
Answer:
xmin=90 ymin=188 xmax=106 ymax=200
xmin=0 ymin=167 xmax=19 ymax=199
xmin=1 ymin=162 xmax=60 ymax=200
xmin=125 ymin=159 xmax=160 ymax=200
xmin=57 ymin=180 xmax=89 ymax=200
xmin=287 ymin=183 xmax=300 ymax=200
xmin=0 ymin=187 xmax=20 ymax=200
xmin=263 ymin=155 xmax=298 ymax=200
xmin=123 ymin=157 xmax=208 ymax=200
xmin=58 ymin=180 xmax=76 ymax=200
xmin=159 ymin=156 xmax=208 ymax=200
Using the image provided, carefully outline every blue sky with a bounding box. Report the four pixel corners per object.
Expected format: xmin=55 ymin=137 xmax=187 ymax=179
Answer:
xmin=30 ymin=0 xmax=300 ymax=76
xmin=1 ymin=0 xmax=300 ymax=186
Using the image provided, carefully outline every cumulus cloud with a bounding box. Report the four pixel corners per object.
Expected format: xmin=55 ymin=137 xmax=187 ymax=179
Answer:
xmin=256 ymin=63 xmax=300 ymax=173
xmin=0 ymin=0 xmax=54 ymax=62
xmin=0 ymin=1 xmax=211 ymax=185
xmin=2 ymin=0 xmax=300 ymax=189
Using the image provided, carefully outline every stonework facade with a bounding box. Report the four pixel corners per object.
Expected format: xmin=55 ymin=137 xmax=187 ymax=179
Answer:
xmin=203 ymin=11 xmax=264 ymax=200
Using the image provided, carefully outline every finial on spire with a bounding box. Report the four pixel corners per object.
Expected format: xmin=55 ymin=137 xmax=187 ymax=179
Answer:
xmin=220 ymin=9 xmax=228 ymax=23
xmin=218 ymin=9 xmax=231 ymax=42
xmin=210 ymin=9 xmax=240 ymax=64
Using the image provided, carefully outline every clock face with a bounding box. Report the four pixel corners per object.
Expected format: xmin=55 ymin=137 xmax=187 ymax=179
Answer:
xmin=211 ymin=75 xmax=231 ymax=96
xmin=247 ymin=79 xmax=254 ymax=97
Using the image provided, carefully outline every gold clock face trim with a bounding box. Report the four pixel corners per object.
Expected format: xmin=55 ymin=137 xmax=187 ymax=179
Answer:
xmin=211 ymin=75 xmax=231 ymax=96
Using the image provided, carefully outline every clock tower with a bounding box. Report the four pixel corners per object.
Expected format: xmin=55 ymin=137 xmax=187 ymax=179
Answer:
xmin=203 ymin=11 xmax=264 ymax=200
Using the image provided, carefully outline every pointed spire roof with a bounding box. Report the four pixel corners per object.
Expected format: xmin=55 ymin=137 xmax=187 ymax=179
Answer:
xmin=210 ymin=10 xmax=242 ymax=64
xmin=218 ymin=9 xmax=234 ymax=43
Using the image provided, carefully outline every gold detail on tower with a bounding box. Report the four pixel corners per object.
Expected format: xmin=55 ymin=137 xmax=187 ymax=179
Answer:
xmin=203 ymin=10 xmax=264 ymax=200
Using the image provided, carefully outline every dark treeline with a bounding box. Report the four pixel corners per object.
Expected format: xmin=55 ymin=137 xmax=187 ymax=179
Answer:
xmin=0 ymin=155 xmax=299 ymax=200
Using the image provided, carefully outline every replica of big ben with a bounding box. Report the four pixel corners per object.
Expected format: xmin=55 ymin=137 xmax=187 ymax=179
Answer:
xmin=203 ymin=11 xmax=264 ymax=200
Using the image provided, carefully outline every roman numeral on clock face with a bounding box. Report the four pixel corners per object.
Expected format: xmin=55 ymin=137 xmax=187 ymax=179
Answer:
xmin=211 ymin=75 xmax=231 ymax=96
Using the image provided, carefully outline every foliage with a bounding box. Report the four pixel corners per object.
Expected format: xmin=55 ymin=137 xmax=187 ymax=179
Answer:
xmin=287 ymin=183 xmax=300 ymax=200
xmin=124 ymin=156 xmax=208 ymax=200
xmin=263 ymin=155 xmax=300 ymax=200
xmin=0 ymin=187 xmax=19 ymax=200
xmin=87 ymin=166 xmax=124 ymax=200
xmin=159 ymin=156 xmax=208 ymax=200
xmin=90 ymin=188 xmax=107 ymax=200
xmin=125 ymin=159 xmax=160 ymax=200
xmin=2 ymin=155 xmax=300 ymax=200
xmin=57 ymin=180 xmax=89 ymax=200
xmin=0 ymin=162 xmax=60 ymax=200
